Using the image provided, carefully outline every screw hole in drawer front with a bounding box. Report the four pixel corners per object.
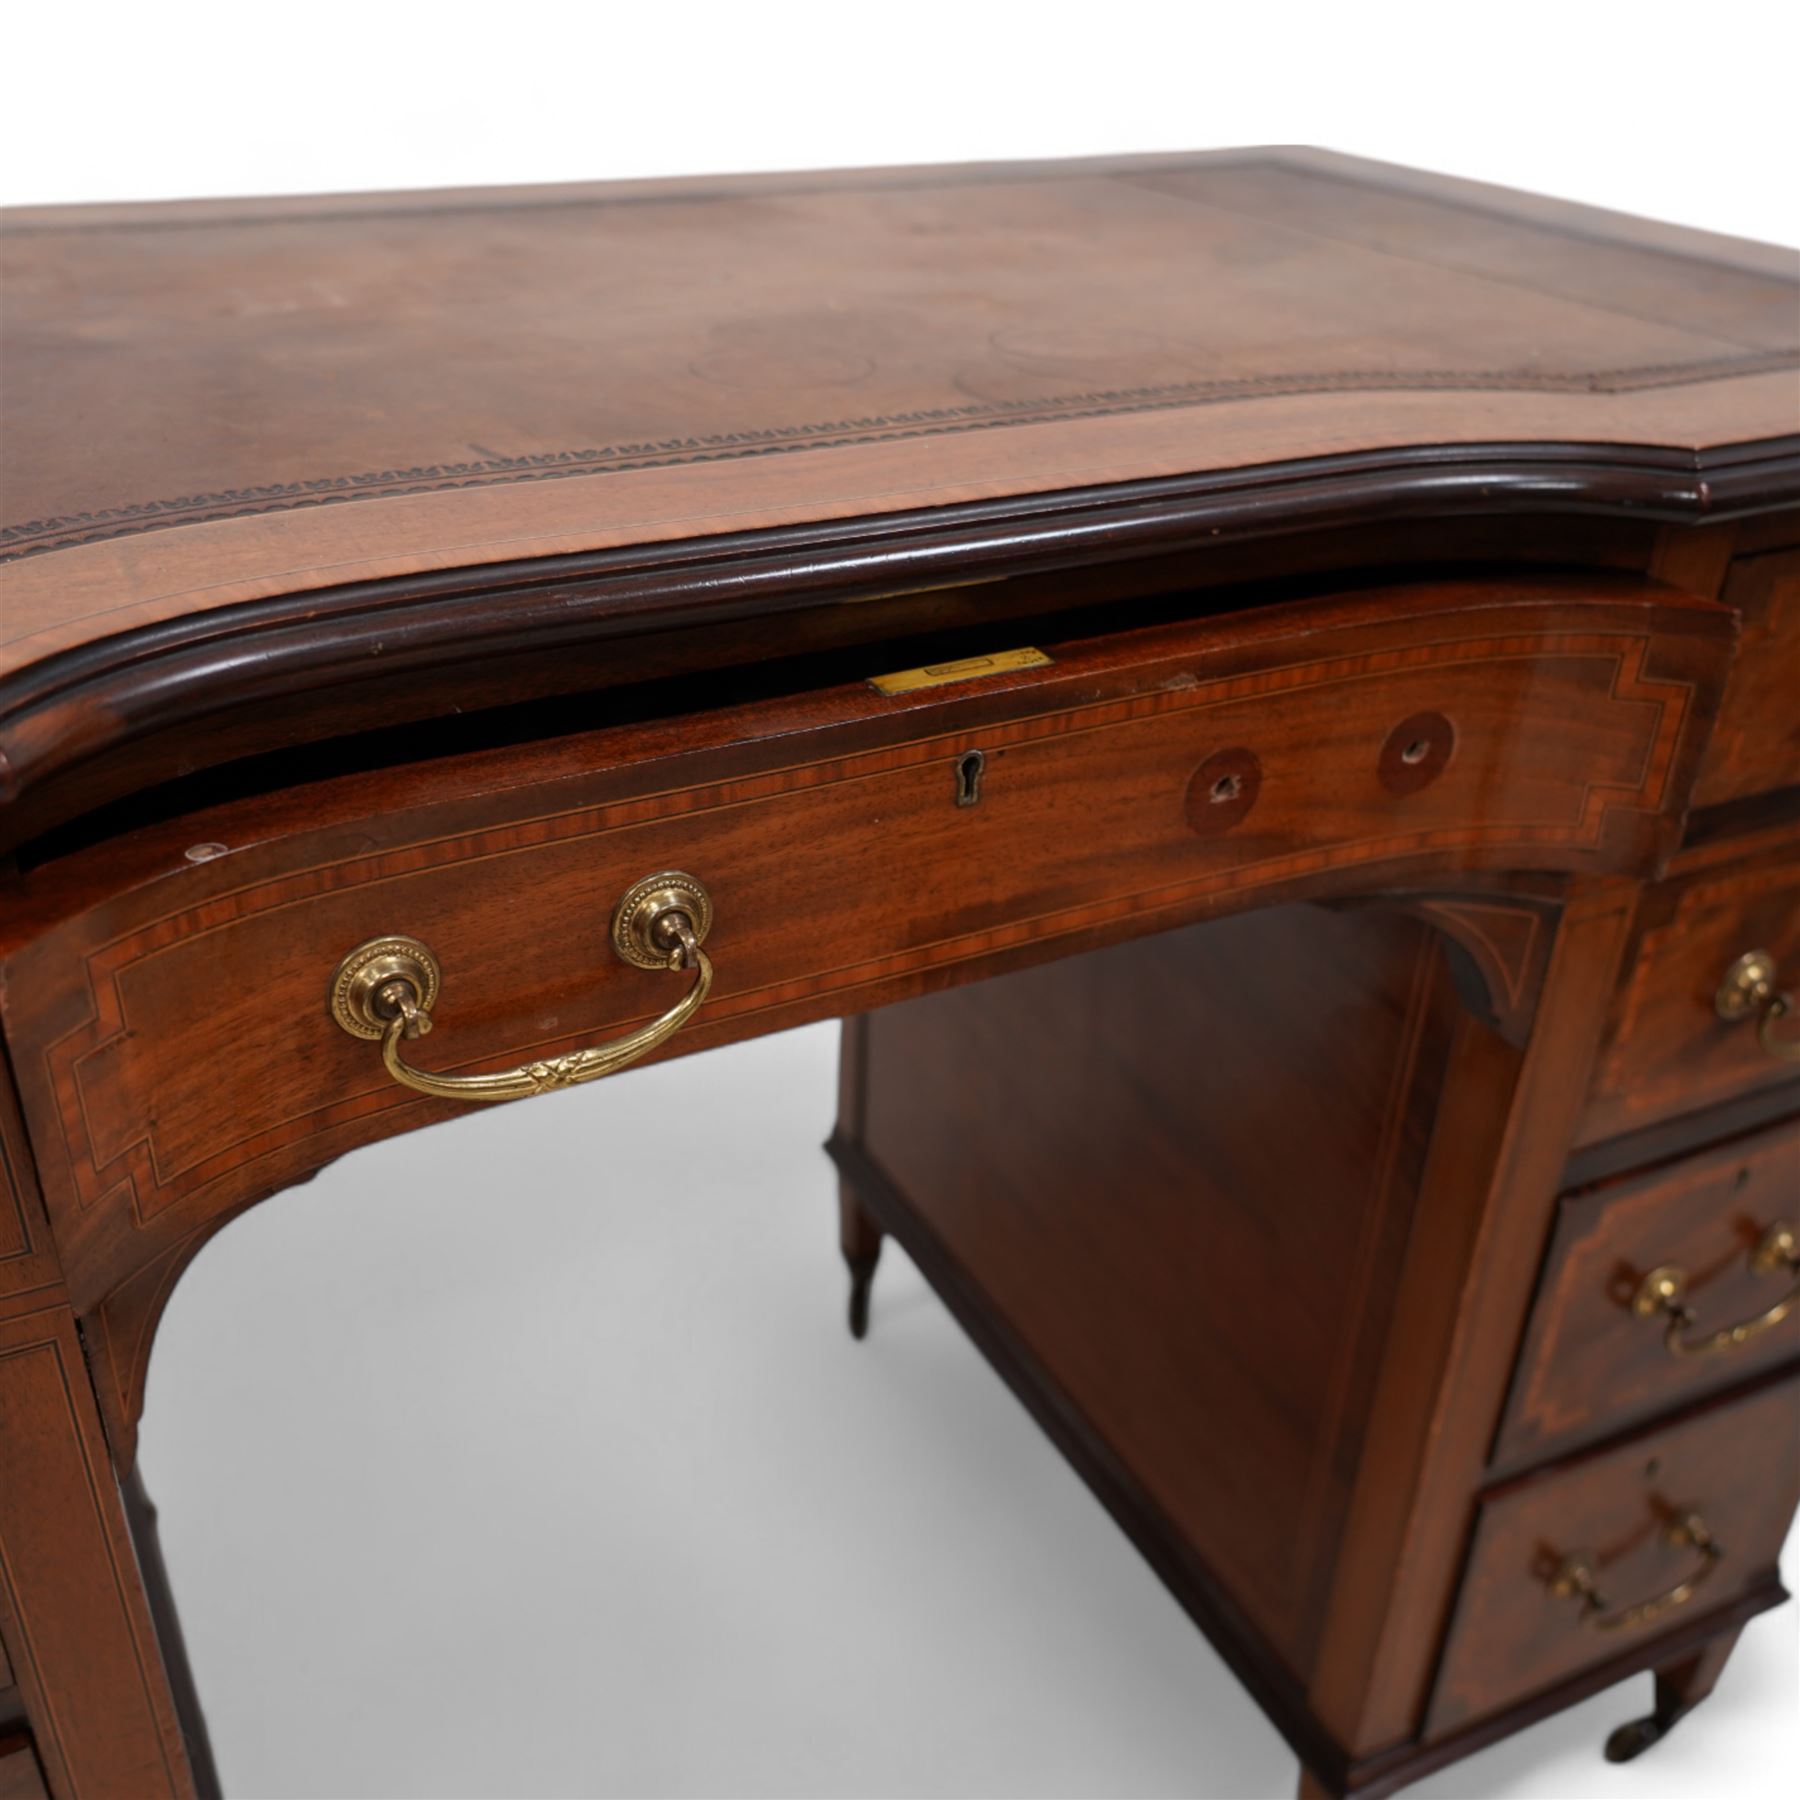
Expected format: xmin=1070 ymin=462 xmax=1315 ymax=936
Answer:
xmin=1379 ymin=710 xmax=1454 ymax=793
xmin=1430 ymin=1372 xmax=1800 ymax=1735
xmin=1184 ymin=746 xmax=1261 ymax=835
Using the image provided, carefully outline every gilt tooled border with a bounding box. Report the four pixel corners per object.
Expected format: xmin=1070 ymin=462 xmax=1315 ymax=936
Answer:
xmin=4 ymin=350 xmax=1797 ymax=565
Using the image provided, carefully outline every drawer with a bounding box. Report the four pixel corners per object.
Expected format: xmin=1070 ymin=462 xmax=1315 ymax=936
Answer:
xmin=1691 ymin=548 xmax=1800 ymax=809
xmin=0 ymin=1734 xmax=49 ymax=1800
xmin=1496 ymin=1120 xmax=1800 ymax=1467
xmin=0 ymin=583 xmax=1724 ymax=1282
xmin=1580 ymin=837 xmax=1800 ymax=1145
xmin=1429 ymin=1374 xmax=1800 ymax=1735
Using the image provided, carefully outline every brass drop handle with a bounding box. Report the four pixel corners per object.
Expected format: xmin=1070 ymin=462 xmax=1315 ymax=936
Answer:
xmin=329 ymin=872 xmax=714 ymax=1103
xmin=1716 ymin=950 xmax=1800 ymax=1061
xmin=1548 ymin=1513 xmax=1722 ymax=1633
xmin=1632 ymin=1222 xmax=1800 ymax=1357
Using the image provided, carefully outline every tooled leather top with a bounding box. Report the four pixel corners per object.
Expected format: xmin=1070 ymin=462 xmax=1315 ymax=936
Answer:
xmin=3 ymin=147 xmax=1796 ymax=675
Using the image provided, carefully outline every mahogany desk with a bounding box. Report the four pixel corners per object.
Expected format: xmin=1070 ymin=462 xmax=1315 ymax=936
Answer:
xmin=1 ymin=150 xmax=1798 ymax=1800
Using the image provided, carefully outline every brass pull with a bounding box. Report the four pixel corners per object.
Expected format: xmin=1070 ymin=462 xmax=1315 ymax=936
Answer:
xmin=1548 ymin=1514 xmax=1722 ymax=1633
xmin=1632 ymin=1223 xmax=1800 ymax=1356
xmin=1716 ymin=950 xmax=1800 ymax=1061
xmin=329 ymin=872 xmax=714 ymax=1103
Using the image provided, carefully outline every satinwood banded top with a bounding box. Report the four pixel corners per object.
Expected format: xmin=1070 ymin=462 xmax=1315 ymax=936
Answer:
xmin=0 ymin=148 xmax=1796 ymax=838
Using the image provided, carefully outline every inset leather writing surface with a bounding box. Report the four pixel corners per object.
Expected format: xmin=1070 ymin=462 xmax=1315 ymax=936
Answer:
xmin=2 ymin=150 xmax=1796 ymax=674
xmin=1133 ymin=160 xmax=1798 ymax=353
xmin=3 ymin=156 xmax=1788 ymax=570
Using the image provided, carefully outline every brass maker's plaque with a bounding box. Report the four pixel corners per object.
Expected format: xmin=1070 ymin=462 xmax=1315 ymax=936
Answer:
xmin=869 ymin=647 xmax=1053 ymax=696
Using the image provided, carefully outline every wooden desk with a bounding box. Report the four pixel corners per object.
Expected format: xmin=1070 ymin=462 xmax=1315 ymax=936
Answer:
xmin=1 ymin=149 xmax=1797 ymax=1800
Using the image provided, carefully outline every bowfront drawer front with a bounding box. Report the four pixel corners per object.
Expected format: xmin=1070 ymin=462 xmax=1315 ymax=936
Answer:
xmin=1581 ymin=838 xmax=1800 ymax=1146
xmin=1430 ymin=1375 xmax=1800 ymax=1736
xmin=0 ymin=581 xmax=1726 ymax=1309
xmin=1497 ymin=1120 xmax=1800 ymax=1468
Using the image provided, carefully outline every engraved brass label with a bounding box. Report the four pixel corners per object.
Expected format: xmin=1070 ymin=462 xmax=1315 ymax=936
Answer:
xmin=869 ymin=647 xmax=1052 ymax=696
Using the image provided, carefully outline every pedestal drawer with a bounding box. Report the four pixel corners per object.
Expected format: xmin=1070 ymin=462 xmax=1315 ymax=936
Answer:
xmin=1690 ymin=548 xmax=1800 ymax=809
xmin=1580 ymin=837 xmax=1800 ymax=1145
xmin=1496 ymin=1119 xmax=1800 ymax=1468
xmin=1429 ymin=1374 xmax=1800 ymax=1736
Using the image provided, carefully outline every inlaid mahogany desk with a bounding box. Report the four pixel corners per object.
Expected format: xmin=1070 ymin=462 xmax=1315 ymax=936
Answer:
xmin=2 ymin=149 xmax=1798 ymax=1800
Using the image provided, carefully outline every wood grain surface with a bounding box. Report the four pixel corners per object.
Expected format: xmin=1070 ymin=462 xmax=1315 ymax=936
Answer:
xmin=1691 ymin=548 xmax=1800 ymax=808
xmin=0 ymin=1073 xmax=196 ymax=1800
xmin=0 ymin=577 xmax=1728 ymax=1460
xmin=1429 ymin=1373 xmax=1800 ymax=1735
xmin=1580 ymin=834 xmax=1800 ymax=1144
xmin=1496 ymin=1119 xmax=1800 ymax=1469
xmin=0 ymin=1736 xmax=49 ymax=1800
xmin=1 ymin=147 xmax=1797 ymax=1800
xmin=831 ymin=901 xmax=1458 ymax=1788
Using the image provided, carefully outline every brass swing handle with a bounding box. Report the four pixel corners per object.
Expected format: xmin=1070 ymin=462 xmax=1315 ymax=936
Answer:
xmin=329 ymin=872 xmax=714 ymax=1104
xmin=1716 ymin=950 xmax=1800 ymax=1062
xmin=1548 ymin=1514 xmax=1722 ymax=1633
xmin=1632 ymin=1222 xmax=1800 ymax=1357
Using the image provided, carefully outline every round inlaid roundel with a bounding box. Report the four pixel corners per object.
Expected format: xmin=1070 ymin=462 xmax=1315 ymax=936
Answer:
xmin=1379 ymin=712 xmax=1455 ymax=794
xmin=1185 ymin=747 xmax=1262 ymax=836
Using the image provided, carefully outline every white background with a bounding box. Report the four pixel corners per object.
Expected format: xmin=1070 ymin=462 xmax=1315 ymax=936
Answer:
xmin=4 ymin=3 xmax=1797 ymax=1796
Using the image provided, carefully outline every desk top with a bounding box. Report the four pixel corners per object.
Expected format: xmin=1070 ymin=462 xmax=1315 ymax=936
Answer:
xmin=2 ymin=148 xmax=1796 ymax=838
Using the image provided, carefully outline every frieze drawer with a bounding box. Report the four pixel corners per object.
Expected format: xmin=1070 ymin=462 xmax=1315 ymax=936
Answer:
xmin=0 ymin=580 xmax=1724 ymax=1315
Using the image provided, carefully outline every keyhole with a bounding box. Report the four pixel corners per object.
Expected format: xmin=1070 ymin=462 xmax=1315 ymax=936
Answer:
xmin=1210 ymin=773 xmax=1242 ymax=803
xmin=1400 ymin=738 xmax=1431 ymax=765
xmin=955 ymin=749 xmax=986 ymax=808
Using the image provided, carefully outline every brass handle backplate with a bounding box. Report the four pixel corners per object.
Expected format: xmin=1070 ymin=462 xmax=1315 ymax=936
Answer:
xmin=1716 ymin=949 xmax=1800 ymax=1061
xmin=1632 ymin=1222 xmax=1800 ymax=1357
xmin=329 ymin=871 xmax=714 ymax=1103
xmin=1548 ymin=1513 xmax=1722 ymax=1633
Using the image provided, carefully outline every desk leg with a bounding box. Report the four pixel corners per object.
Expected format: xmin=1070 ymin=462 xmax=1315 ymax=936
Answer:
xmin=832 ymin=1016 xmax=884 ymax=1340
xmin=1 ymin=1060 xmax=209 ymax=1800
xmin=0 ymin=1305 xmax=203 ymax=1799
xmin=838 ymin=1187 xmax=884 ymax=1341
xmin=1603 ymin=1625 xmax=1744 ymax=1763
